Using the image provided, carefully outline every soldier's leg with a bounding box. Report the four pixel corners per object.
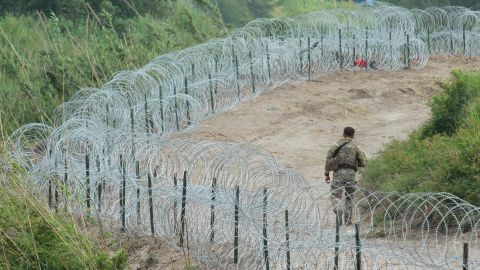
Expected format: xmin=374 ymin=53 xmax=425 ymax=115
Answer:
xmin=330 ymin=179 xmax=344 ymax=225
xmin=330 ymin=179 xmax=343 ymax=212
xmin=344 ymin=181 xmax=357 ymax=225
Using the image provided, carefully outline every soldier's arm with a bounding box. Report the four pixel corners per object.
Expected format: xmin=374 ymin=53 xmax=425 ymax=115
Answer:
xmin=356 ymin=146 xmax=367 ymax=168
xmin=324 ymin=144 xmax=336 ymax=173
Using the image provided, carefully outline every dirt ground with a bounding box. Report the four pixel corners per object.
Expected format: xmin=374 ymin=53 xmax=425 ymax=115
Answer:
xmin=180 ymin=56 xmax=480 ymax=185
xmin=126 ymin=56 xmax=480 ymax=269
xmin=109 ymin=231 xmax=203 ymax=270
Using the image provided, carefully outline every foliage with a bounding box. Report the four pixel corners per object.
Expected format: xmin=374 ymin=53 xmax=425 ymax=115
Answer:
xmin=422 ymin=70 xmax=480 ymax=137
xmin=0 ymin=0 xmax=352 ymax=136
xmin=382 ymin=0 xmax=480 ymax=10
xmin=363 ymin=71 xmax=480 ymax=205
xmin=0 ymin=146 xmax=128 ymax=269
xmin=0 ymin=0 xmax=226 ymax=135
xmin=273 ymin=0 xmax=355 ymax=17
xmin=216 ymin=0 xmax=355 ymax=25
xmin=0 ymin=0 xmax=191 ymax=18
xmin=215 ymin=0 xmax=255 ymax=26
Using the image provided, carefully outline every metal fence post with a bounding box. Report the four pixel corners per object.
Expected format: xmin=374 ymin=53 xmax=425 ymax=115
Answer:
xmin=210 ymin=177 xmax=217 ymax=243
xmin=249 ymin=51 xmax=256 ymax=94
xmin=262 ymin=188 xmax=270 ymax=270
xmin=266 ymin=43 xmax=272 ymax=85
xmin=86 ymin=154 xmax=90 ymax=212
xmin=355 ymin=223 xmax=361 ymax=270
xmin=334 ymin=211 xmax=340 ymax=270
xmin=339 ymin=29 xmax=343 ymax=69
xmin=234 ymin=186 xmax=240 ymax=264
xmin=285 ymin=209 xmax=291 ymax=270
xmin=136 ymin=161 xmax=141 ymax=225
xmin=463 ymin=243 xmax=469 ymax=270
xmin=308 ymin=36 xmax=311 ymax=80
xmin=180 ymin=171 xmax=188 ymax=247
xmin=148 ymin=172 xmax=154 ymax=235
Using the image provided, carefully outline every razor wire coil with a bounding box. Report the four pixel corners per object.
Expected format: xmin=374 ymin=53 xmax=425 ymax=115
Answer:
xmin=7 ymin=3 xmax=480 ymax=269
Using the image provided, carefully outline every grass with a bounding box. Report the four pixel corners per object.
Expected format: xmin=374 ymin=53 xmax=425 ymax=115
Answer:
xmin=213 ymin=0 xmax=356 ymax=27
xmin=382 ymin=0 xmax=480 ymax=10
xmin=0 ymin=0 xmax=359 ymax=136
xmin=0 ymin=144 xmax=128 ymax=269
xmin=0 ymin=0 xmax=226 ymax=135
xmin=363 ymin=70 xmax=480 ymax=205
xmin=0 ymin=2 xmax=226 ymax=268
xmin=272 ymin=0 xmax=356 ymax=17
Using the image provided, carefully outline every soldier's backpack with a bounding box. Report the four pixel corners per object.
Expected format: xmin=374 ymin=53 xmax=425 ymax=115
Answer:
xmin=326 ymin=141 xmax=351 ymax=172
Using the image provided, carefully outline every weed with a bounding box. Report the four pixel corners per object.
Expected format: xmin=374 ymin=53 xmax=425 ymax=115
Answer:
xmin=0 ymin=145 xmax=128 ymax=269
xmin=363 ymin=70 xmax=480 ymax=205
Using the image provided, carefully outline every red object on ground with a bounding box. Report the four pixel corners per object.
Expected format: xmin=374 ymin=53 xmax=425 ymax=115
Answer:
xmin=354 ymin=59 xmax=368 ymax=68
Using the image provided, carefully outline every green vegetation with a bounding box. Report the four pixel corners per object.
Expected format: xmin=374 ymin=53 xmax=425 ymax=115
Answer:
xmin=0 ymin=0 xmax=226 ymax=135
xmin=0 ymin=0 xmax=354 ymax=136
xmin=0 ymin=0 xmax=223 ymax=19
xmin=218 ymin=0 xmax=355 ymax=26
xmin=215 ymin=0 xmax=480 ymax=24
xmin=0 ymin=1 xmax=226 ymax=268
xmin=363 ymin=70 xmax=480 ymax=205
xmin=216 ymin=0 xmax=274 ymax=26
xmin=0 ymin=145 xmax=128 ymax=269
xmin=383 ymin=0 xmax=480 ymax=9
xmin=273 ymin=0 xmax=355 ymax=17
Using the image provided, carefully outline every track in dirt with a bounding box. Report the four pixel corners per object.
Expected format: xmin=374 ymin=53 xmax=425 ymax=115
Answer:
xmin=132 ymin=57 xmax=480 ymax=269
xmin=178 ymin=56 xmax=480 ymax=186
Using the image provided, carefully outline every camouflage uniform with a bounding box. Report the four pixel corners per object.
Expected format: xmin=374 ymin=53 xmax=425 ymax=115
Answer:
xmin=324 ymin=139 xmax=367 ymax=224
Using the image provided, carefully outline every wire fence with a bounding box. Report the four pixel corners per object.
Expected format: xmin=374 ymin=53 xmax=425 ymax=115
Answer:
xmin=7 ymin=3 xmax=480 ymax=269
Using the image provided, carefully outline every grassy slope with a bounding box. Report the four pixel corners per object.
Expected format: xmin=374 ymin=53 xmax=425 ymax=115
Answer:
xmin=0 ymin=1 xmax=225 ymax=269
xmin=0 ymin=145 xmax=128 ymax=269
xmin=363 ymin=70 xmax=480 ymax=205
xmin=0 ymin=0 xmax=357 ymax=136
xmin=216 ymin=0 xmax=355 ymax=26
xmin=272 ymin=0 xmax=355 ymax=17
xmin=0 ymin=0 xmax=226 ymax=135
xmin=382 ymin=0 xmax=480 ymax=9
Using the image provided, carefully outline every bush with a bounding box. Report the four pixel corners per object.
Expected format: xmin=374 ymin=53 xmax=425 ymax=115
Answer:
xmin=363 ymin=70 xmax=480 ymax=205
xmin=382 ymin=0 xmax=480 ymax=10
xmin=422 ymin=70 xmax=480 ymax=137
xmin=274 ymin=0 xmax=355 ymax=17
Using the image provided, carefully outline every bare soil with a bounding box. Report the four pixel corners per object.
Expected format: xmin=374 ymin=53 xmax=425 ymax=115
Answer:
xmin=113 ymin=232 xmax=202 ymax=270
xmin=180 ymin=56 xmax=479 ymax=184
xmin=125 ymin=56 xmax=480 ymax=269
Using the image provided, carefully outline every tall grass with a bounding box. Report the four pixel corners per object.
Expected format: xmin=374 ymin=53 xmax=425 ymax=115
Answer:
xmin=382 ymin=0 xmax=480 ymax=10
xmin=0 ymin=0 xmax=359 ymax=136
xmin=273 ymin=0 xmax=356 ymax=17
xmin=216 ymin=0 xmax=356 ymax=26
xmin=0 ymin=144 xmax=128 ymax=269
xmin=0 ymin=2 xmax=225 ymax=268
xmin=0 ymin=0 xmax=226 ymax=135
xmin=363 ymin=70 xmax=480 ymax=205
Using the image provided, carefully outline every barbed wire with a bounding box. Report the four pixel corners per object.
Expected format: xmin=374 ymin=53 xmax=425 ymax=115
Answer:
xmin=7 ymin=3 xmax=480 ymax=269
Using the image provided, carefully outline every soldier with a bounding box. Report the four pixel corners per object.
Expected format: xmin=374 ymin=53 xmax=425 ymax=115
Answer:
xmin=324 ymin=127 xmax=367 ymax=225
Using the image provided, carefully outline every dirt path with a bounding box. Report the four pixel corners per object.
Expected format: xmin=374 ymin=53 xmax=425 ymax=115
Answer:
xmin=127 ymin=56 xmax=480 ymax=269
xmin=179 ymin=56 xmax=480 ymax=186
